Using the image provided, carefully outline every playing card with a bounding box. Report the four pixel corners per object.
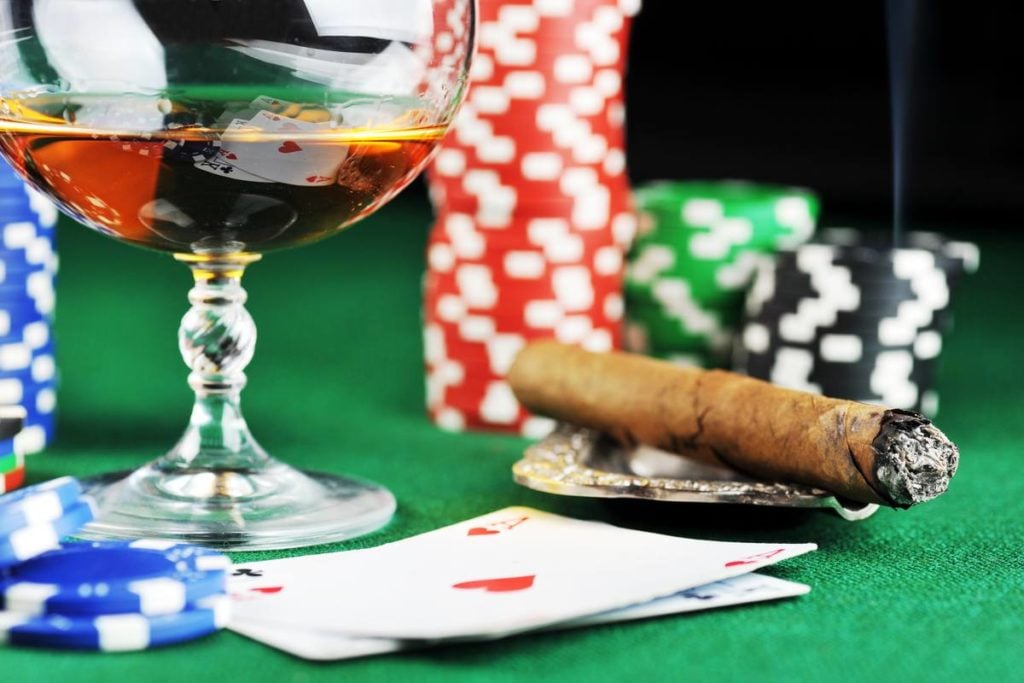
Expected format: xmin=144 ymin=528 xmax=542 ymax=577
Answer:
xmin=230 ymin=572 xmax=810 ymax=661
xmin=193 ymin=139 xmax=274 ymax=183
xmin=218 ymin=111 xmax=348 ymax=186
xmin=228 ymin=507 xmax=815 ymax=641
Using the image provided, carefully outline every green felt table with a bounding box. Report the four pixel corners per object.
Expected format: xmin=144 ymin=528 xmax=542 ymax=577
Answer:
xmin=4 ymin=196 xmax=1022 ymax=682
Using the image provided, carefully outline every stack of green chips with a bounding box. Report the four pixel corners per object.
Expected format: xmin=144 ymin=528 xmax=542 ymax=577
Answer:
xmin=625 ymin=181 xmax=821 ymax=367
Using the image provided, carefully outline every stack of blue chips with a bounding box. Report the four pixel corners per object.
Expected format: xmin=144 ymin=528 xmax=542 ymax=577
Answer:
xmin=0 ymin=159 xmax=59 ymax=456
xmin=0 ymin=477 xmax=232 ymax=651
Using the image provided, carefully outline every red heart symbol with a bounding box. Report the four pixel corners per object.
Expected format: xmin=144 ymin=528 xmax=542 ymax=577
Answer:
xmin=278 ymin=141 xmax=302 ymax=153
xmin=725 ymin=548 xmax=786 ymax=568
xmin=467 ymin=527 xmax=499 ymax=536
xmin=224 ymin=152 xmax=237 ymax=160
xmin=249 ymin=586 xmax=284 ymax=594
xmin=452 ymin=575 xmax=535 ymax=592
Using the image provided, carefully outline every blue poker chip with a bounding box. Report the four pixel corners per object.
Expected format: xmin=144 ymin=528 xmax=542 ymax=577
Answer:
xmin=0 ymin=331 xmax=52 ymax=359
xmin=0 ymin=499 xmax=95 ymax=569
xmin=0 ymin=257 xmax=57 ymax=280
xmin=0 ymin=303 xmax=48 ymax=326
xmin=0 ymin=593 xmax=230 ymax=651
xmin=0 ymin=477 xmax=81 ymax=536
xmin=0 ymin=540 xmax=232 ymax=617
xmin=0 ymin=295 xmax=53 ymax=319
xmin=12 ymin=419 xmax=54 ymax=456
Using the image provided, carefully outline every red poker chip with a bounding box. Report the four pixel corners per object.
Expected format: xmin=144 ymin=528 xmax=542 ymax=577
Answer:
xmin=424 ymin=277 xmax=625 ymax=309
xmin=464 ymin=65 xmax=627 ymax=106
xmin=428 ymin=320 xmax=622 ymax=355
xmin=446 ymin=103 xmax=626 ymax=146
xmin=424 ymin=298 xmax=624 ymax=342
xmin=428 ymin=404 xmax=533 ymax=435
xmin=427 ymin=182 xmax=634 ymax=216
xmin=449 ymin=93 xmax=626 ymax=129
xmin=475 ymin=0 xmax=638 ymax=19
xmin=430 ymin=140 xmax=629 ymax=188
xmin=434 ymin=130 xmax=627 ymax=166
xmin=1 ymin=465 xmax=25 ymax=493
xmin=424 ymin=271 xmax=625 ymax=305
xmin=424 ymin=306 xmax=622 ymax=346
xmin=428 ymin=391 xmax=557 ymax=437
xmin=425 ymin=309 xmax=622 ymax=358
xmin=424 ymin=269 xmax=622 ymax=308
xmin=475 ymin=5 xmax=636 ymax=63
xmin=469 ymin=58 xmax=627 ymax=91
xmin=427 ymin=224 xmax=627 ymax=263
xmin=424 ymin=265 xmax=626 ymax=319
xmin=426 ymin=184 xmax=635 ymax=231
xmin=427 ymin=226 xmax=626 ymax=254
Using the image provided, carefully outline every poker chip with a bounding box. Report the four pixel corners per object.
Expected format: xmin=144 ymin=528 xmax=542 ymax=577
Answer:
xmin=0 ymin=499 xmax=95 ymax=569
xmin=0 ymin=159 xmax=58 ymax=456
xmin=1 ymin=464 xmax=25 ymax=495
xmin=0 ymin=477 xmax=82 ymax=534
xmin=733 ymin=230 xmax=978 ymax=415
xmin=0 ymin=593 xmax=230 ymax=651
xmin=424 ymin=0 xmax=638 ymax=433
xmin=625 ymin=181 xmax=819 ymax=367
xmin=0 ymin=475 xmax=232 ymax=651
xmin=0 ymin=540 xmax=231 ymax=617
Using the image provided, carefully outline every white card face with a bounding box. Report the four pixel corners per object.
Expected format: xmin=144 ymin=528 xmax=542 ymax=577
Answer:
xmin=230 ymin=622 xmax=403 ymax=661
xmin=228 ymin=507 xmax=815 ymax=641
xmin=229 ymin=572 xmax=810 ymax=661
xmin=218 ymin=111 xmax=349 ymax=186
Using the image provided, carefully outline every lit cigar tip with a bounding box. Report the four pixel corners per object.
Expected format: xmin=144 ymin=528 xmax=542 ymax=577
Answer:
xmin=873 ymin=410 xmax=960 ymax=506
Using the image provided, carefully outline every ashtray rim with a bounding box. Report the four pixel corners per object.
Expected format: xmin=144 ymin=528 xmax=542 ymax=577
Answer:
xmin=512 ymin=424 xmax=879 ymax=521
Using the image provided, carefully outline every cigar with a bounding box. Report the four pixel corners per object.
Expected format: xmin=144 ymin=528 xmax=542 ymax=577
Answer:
xmin=507 ymin=341 xmax=959 ymax=508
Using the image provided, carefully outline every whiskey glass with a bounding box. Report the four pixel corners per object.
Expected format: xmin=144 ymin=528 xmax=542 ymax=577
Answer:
xmin=0 ymin=0 xmax=474 ymax=549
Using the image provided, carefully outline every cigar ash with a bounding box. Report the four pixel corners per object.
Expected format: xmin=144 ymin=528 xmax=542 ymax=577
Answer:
xmin=873 ymin=410 xmax=960 ymax=506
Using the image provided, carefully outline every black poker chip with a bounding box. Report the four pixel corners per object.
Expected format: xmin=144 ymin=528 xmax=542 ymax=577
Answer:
xmin=731 ymin=228 xmax=978 ymax=417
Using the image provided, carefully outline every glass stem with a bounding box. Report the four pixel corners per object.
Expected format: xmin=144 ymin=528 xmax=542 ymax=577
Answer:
xmin=159 ymin=254 xmax=269 ymax=473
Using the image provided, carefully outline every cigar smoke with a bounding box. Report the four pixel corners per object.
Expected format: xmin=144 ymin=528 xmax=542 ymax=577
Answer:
xmin=886 ymin=0 xmax=920 ymax=248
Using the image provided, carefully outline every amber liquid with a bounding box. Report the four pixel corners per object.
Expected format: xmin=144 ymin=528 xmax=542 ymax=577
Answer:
xmin=0 ymin=104 xmax=443 ymax=254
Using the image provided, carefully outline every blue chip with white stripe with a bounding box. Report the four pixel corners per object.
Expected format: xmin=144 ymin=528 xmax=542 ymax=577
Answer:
xmin=0 ymin=593 xmax=230 ymax=651
xmin=0 ymin=540 xmax=232 ymax=617
xmin=0 ymin=499 xmax=95 ymax=569
xmin=0 ymin=477 xmax=82 ymax=535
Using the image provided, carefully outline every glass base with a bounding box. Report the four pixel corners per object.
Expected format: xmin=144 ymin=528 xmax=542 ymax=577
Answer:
xmin=77 ymin=463 xmax=396 ymax=551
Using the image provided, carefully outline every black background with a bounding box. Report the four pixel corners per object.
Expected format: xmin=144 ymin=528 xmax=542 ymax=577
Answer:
xmin=621 ymin=3 xmax=1022 ymax=234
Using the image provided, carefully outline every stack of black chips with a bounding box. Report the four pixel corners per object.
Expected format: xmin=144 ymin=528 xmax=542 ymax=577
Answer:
xmin=733 ymin=228 xmax=979 ymax=416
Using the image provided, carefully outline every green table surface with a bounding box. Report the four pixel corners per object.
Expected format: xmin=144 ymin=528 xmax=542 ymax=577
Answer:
xmin=5 ymin=196 xmax=1022 ymax=682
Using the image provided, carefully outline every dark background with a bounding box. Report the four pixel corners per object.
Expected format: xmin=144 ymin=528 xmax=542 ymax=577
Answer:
xmin=620 ymin=3 xmax=1022 ymax=235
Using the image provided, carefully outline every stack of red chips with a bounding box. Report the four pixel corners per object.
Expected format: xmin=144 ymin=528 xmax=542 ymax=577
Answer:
xmin=424 ymin=0 xmax=641 ymax=435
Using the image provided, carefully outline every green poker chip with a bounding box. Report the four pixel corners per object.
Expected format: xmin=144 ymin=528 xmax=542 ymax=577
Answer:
xmin=624 ymin=180 xmax=821 ymax=368
xmin=625 ymin=242 xmax=771 ymax=304
xmin=634 ymin=181 xmax=820 ymax=249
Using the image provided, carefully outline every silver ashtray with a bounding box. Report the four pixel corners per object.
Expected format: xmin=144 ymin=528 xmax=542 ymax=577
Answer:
xmin=512 ymin=424 xmax=879 ymax=521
